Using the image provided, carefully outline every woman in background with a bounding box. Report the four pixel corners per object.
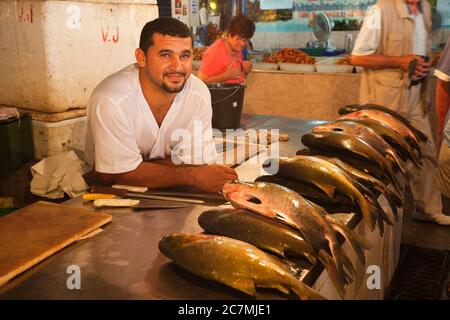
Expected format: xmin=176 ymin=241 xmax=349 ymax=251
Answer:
xmin=198 ymin=14 xmax=255 ymax=84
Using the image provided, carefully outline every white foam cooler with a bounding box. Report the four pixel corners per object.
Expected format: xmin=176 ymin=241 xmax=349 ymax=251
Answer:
xmin=0 ymin=0 xmax=158 ymax=113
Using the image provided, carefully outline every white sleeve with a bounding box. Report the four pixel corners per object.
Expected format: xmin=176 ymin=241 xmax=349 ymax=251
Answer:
xmin=88 ymin=94 xmax=143 ymax=173
xmin=352 ymin=5 xmax=381 ymax=56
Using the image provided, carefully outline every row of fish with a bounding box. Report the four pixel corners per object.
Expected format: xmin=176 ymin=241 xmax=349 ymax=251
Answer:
xmin=158 ymin=103 xmax=429 ymax=300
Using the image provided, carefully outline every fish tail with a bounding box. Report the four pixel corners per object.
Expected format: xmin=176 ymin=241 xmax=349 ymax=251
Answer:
xmin=318 ymin=250 xmax=345 ymax=299
xmin=381 ymin=189 xmax=399 ymax=222
xmin=326 ymin=215 xmax=372 ymax=266
xmin=357 ymin=196 xmax=378 ymax=231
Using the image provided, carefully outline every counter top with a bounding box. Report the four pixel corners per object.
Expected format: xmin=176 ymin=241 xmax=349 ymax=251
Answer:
xmin=0 ymin=114 xmax=397 ymax=300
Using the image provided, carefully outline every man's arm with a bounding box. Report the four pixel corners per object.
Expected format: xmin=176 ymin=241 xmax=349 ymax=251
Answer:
xmin=97 ymin=159 xmax=238 ymax=192
xmin=351 ymin=54 xmax=430 ymax=76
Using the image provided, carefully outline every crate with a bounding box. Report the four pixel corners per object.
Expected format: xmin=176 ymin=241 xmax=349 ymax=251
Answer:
xmin=0 ymin=115 xmax=34 ymax=173
xmin=0 ymin=0 xmax=158 ymax=113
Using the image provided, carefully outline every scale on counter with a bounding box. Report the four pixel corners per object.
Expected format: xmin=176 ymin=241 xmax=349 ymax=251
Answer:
xmin=311 ymin=12 xmax=338 ymax=54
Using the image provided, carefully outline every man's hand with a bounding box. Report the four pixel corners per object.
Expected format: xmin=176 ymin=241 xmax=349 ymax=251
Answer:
xmin=193 ymin=165 xmax=238 ymax=192
xmin=242 ymin=60 xmax=253 ymax=75
xmin=399 ymin=55 xmax=431 ymax=77
xmin=224 ymin=61 xmax=242 ymax=81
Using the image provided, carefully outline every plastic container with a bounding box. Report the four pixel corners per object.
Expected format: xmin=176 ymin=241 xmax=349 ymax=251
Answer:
xmin=207 ymin=83 xmax=246 ymax=129
xmin=0 ymin=0 xmax=158 ymax=112
xmin=279 ymin=62 xmax=316 ymax=73
xmin=315 ymin=57 xmax=354 ymax=73
xmin=0 ymin=114 xmax=34 ymax=172
xmin=252 ymin=62 xmax=279 ymax=71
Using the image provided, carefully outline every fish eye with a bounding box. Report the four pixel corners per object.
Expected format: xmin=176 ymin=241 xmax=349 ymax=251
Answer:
xmin=246 ymin=195 xmax=262 ymax=204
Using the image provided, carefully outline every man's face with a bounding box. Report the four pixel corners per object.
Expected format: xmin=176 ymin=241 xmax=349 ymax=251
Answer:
xmin=227 ymin=34 xmax=249 ymax=53
xmin=141 ymin=33 xmax=192 ymax=93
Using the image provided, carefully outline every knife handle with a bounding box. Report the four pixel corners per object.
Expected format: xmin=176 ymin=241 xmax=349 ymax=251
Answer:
xmin=93 ymin=199 xmax=139 ymax=208
xmin=83 ymin=193 xmax=118 ymax=200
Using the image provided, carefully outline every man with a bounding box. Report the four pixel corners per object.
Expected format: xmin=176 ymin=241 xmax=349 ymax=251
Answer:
xmin=351 ymin=0 xmax=450 ymax=225
xmin=85 ymin=18 xmax=237 ymax=192
xmin=435 ymin=38 xmax=450 ymax=224
xmin=198 ymin=14 xmax=255 ymax=84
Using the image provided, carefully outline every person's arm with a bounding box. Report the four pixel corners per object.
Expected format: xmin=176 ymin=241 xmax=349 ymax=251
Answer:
xmin=96 ymin=160 xmax=238 ymax=192
xmin=198 ymin=61 xmax=242 ymax=83
xmin=436 ymin=78 xmax=450 ymax=141
xmin=351 ymin=54 xmax=430 ymax=76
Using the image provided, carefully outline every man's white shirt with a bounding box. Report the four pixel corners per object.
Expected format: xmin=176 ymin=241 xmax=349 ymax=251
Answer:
xmin=85 ymin=63 xmax=217 ymax=174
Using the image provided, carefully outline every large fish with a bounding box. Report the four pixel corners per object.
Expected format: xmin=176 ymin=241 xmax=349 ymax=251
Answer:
xmin=297 ymin=148 xmax=399 ymax=194
xmin=254 ymin=174 xmax=355 ymax=207
xmin=158 ymin=233 xmax=326 ymax=300
xmin=198 ymin=208 xmax=318 ymax=265
xmin=313 ymin=155 xmax=401 ymax=221
xmin=338 ymin=103 xmax=429 ymax=144
xmin=339 ymin=109 xmax=422 ymax=156
xmin=312 ymin=121 xmax=409 ymax=178
xmin=334 ymin=117 xmax=422 ymax=168
xmin=198 ymin=208 xmax=372 ymax=298
xmin=222 ymin=181 xmax=354 ymax=294
xmin=301 ymin=131 xmax=403 ymax=195
xmin=267 ymin=155 xmax=393 ymax=232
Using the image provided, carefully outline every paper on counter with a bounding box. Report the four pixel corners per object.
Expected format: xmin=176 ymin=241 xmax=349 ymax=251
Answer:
xmin=30 ymin=151 xmax=92 ymax=199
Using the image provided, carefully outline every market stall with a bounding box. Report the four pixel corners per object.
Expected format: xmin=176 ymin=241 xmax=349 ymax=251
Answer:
xmin=0 ymin=114 xmax=405 ymax=300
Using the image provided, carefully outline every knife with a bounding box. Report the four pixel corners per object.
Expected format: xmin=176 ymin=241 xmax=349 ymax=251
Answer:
xmin=111 ymin=184 xmax=225 ymax=201
xmin=89 ymin=186 xmax=205 ymax=204
xmin=92 ymin=198 xmax=188 ymax=209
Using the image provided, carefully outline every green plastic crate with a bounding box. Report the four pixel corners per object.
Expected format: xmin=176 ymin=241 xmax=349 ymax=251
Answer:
xmin=0 ymin=114 xmax=34 ymax=173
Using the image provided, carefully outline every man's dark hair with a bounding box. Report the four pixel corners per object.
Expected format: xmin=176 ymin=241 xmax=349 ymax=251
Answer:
xmin=228 ymin=14 xmax=255 ymax=40
xmin=139 ymin=17 xmax=193 ymax=53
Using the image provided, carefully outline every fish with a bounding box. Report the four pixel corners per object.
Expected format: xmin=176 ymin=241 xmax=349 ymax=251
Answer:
xmin=266 ymin=155 xmax=393 ymax=232
xmin=338 ymin=103 xmax=429 ymax=144
xmin=334 ymin=117 xmax=422 ymax=168
xmin=222 ymin=181 xmax=354 ymax=296
xmin=312 ymin=121 xmax=409 ymax=178
xmin=254 ymin=174 xmax=355 ymax=207
xmin=312 ymin=155 xmax=401 ymax=221
xmin=338 ymin=110 xmax=423 ymax=157
xmin=301 ymin=131 xmax=403 ymax=196
xmin=198 ymin=208 xmax=318 ymax=265
xmin=297 ymin=148 xmax=397 ymax=192
xmin=158 ymin=233 xmax=326 ymax=300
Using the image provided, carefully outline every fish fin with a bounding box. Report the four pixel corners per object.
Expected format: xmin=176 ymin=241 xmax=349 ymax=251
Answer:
xmin=272 ymin=284 xmax=290 ymax=295
xmin=226 ymin=279 xmax=257 ymax=296
xmin=318 ymin=250 xmax=346 ymax=299
xmin=315 ymin=183 xmax=336 ymax=199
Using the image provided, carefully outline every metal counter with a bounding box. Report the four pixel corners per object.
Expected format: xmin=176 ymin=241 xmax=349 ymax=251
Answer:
xmin=0 ymin=115 xmax=397 ymax=300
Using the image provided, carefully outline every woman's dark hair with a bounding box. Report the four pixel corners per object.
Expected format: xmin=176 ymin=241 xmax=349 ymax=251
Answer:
xmin=228 ymin=14 xmax=255 ymax=40
xmin=139 ymin=17 xmax=193 ymax=53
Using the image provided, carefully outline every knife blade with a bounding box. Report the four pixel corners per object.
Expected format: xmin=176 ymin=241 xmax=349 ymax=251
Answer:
xmin=89 ymin=186 xmax=205 ymax=204
xmin=111 ymin=184 xmax=225 ymax=201
xmin=93 ymin=198 xmax=188 ymax=209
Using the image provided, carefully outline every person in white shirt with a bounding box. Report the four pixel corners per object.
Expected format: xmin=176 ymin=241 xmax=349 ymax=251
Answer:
xmin=85 ymin=17 xmax=237 ymax=192
xmin=351 ymin=0 xmax=449 ymax=225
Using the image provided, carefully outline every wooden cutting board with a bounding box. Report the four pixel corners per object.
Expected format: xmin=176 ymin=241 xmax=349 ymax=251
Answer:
xmin=0 ymin=201 xmax=112 ymax=287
